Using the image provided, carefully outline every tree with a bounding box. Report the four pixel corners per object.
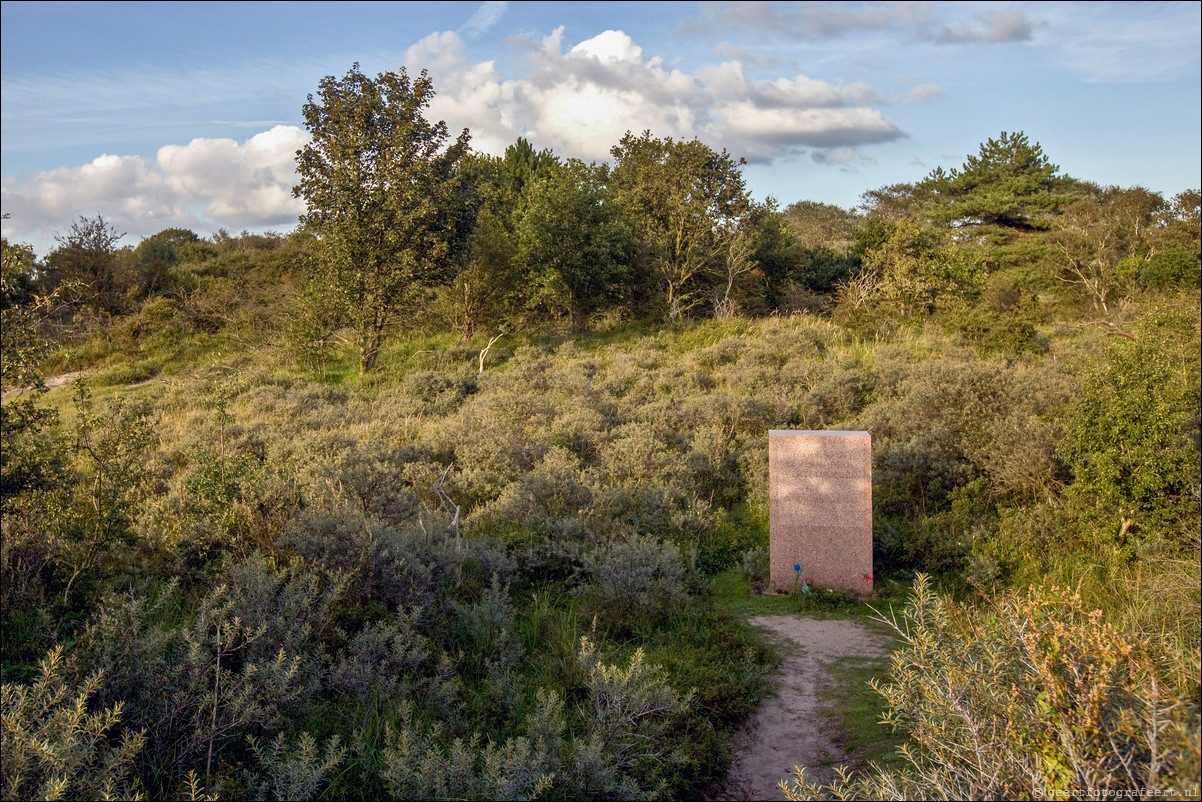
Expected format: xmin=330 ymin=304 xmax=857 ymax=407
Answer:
xmin=44 ymin=215 xmax=129 ymax=314
xmin=1059 ymin=306 xmax=1201 ymax=558
xmin=514 ymin=159 xmax=634 ymax=330
xmin=445 ymin=156 xmax=519 ymax=339
xmin=497 ymin=136 xmax=559 ymax=199
xmin=919 ymin=132 xmax=1075 ymax=232
xmin=131 ymin=227 xmax=203 ymax=295
xmin=440 ymin=140 xmax=561 ymax=339
xmin=1051 ymin=187 xmax=1167 ymax=315
xmin=783 ymin=201 xmax=860 ymax=251
xmin=607 ymin=131 xmax=751 ymax=320
xmin=1 ymin=239 xmax=69 ymax=510
xmin=293 ymin=64 xmax=472 ymax=373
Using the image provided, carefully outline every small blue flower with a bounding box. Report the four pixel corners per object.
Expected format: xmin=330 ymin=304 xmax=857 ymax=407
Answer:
xmin=793 ymin=563 xmax=801 ymax=572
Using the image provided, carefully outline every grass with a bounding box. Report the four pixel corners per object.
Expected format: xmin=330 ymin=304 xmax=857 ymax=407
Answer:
xmin=709 ymin=568 xmax=914 ymax=621
xmin=818 ymin=654 xmax=908 ymax=777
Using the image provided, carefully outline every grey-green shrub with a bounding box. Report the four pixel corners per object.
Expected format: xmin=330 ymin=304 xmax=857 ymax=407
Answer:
xmin=578 ymin=534 xmax=688 ymax=620
xmin=1 ymin=647 xmax=146 ymax=801
xmin=243 ymin=732 xmax=346 ymax=802
xmin=329 ymin=606 xmax=458 ymax=718
xmin=75 ymin=558 xmax=341 ymax=796
xmin=379 ymin=704 xmax=555 ymax=801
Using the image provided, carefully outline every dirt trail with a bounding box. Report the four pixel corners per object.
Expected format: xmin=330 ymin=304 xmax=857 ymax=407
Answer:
xmin=720 ymin=616 xmax=891 ymax=801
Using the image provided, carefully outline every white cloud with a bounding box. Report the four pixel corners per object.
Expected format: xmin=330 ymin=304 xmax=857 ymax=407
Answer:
xmin=3 ymin=27 xmax=925 ymax=251
xmin=403 ymin=32 xmax=516 ymax=155
xmin=407 ymin=28 xmax=908 ymax=164
xmin=683 ymin=2 xmax=1044 ymax=44
xmin=158 ymin=125 xmax=307 ymax=226
xmin=899 ymin=83 xmax=943 ymax=103
xmin=2 ymin=126 xmax=307 ymax=254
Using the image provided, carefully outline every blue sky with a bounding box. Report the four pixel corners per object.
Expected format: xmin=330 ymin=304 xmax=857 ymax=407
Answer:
xmin=2 ymin=1 xmax=1199 ymax=256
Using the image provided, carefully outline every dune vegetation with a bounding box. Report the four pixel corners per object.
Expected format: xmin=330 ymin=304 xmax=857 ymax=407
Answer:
xmin=2 ymin=66 xmax=1198 ymax=801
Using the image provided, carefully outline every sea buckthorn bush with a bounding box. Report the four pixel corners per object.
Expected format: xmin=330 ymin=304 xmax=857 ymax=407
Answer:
xmin=782 ymin=575 xmax=1202 ymax=800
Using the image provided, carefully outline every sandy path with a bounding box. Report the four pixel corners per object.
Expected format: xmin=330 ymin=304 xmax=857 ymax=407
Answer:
xmin=1 ymin=370 xmax=83 ymax=399
xmin=720 ymin=616 xmax=891 ymax=801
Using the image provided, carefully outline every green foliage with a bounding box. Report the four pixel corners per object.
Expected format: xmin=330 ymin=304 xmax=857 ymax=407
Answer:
xmin=578 ymin=533 xmax=690 ymax=625
xmin=294 ymin=64 xmax=472 ymax=372
xmin=1 ymin=240 xmax=70 ymax=510
xmin=784 ymin=200 xmax=860 ymax=252
xmin=514 ymin=158 xmax=635 ymax=330
xmin=45 ymin=382 xmax=155 ymax=605
xmin=1 ymin=646 xmax=146 ymax=801
xmin=740 ymin=546 xmax=770 ymax=595
xmin=130 ymin=227 xmax=199 ymax=296
xmin=1060 ymin=304 xmax=1202 ymax=558
xmin=1049 ymin=188 xmax=1168 ymax=314
xmin=781 ymin=576 xmax=1201 ymax=800
xmin=855 ymin=219 xmax=984 ymax=319
xmin=1140 ymin=247 xmax=1201 ymax=290
xmin=954 ymin=308 xmax=1044 ymax=357
xmin=379 ymin=703 xmax=555 ymax=801
xmin=919 ymin=131 xmax=1075 ymax=231
xmin=575 ymin=638 xmax=688 ymax=789
xmin=608 ymin=130 xmax=751 ymax=319
xmin=43 ymin=215 xmax=132 ymax=314
xmin=12 ymin=121 xmax=1202 ymax=802
xmin=77 ymin=558 xmax=343 ymax=797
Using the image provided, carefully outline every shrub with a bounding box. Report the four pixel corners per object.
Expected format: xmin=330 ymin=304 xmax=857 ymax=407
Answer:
xmin=243 ymin=732 xmax=346 ymax=802
xmin=75 ymin=557 xmax=343 ymax=796
xmin=1 ymin=646 xmax=146 ymax=801
xmin=400 ymin=369 xmax=475 ymax=412
xmin=567 ymin=636 xmax=690 ymax=799
xmin=1059 ymin=306 xmax=1201 ymax=558
xmin=803 ymin=360 xmax=873 ymax=427
xmin=782 ymin=575 xmax=1202 ymax=800
xmin=289 ymin=434 xmax=425 ymax=528
xmin=47 ymin=382 xmax=156 ymax=605
xmin=470 ymin=447 xmax=595 ymax=540
xmin=1139 ymin=248 xmax=1201 ymax=290
xmin=741 ymin=546 xmax=770 ymax=592
xmin=954 ymin=309 xmax=1045 ymax=357
xmin=379 ymin=699 xmax=556 ymax=801
xmin=276 ymin=513 xmax=450 ymax=614
xmin=855 ymin=355 xmax=1014 ymax=492
xmin=328 ymin=606 xmax=457 ymax=721
xmin=578 ymin=534 xmax=689 ymax=623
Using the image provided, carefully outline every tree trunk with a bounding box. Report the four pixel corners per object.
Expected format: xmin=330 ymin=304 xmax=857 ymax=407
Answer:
xmin=359 ymin=333 xmax=382 ymax=374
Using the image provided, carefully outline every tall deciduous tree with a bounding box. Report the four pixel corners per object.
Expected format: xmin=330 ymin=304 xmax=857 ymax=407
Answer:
xmin=294 ymin=64 xmax=471 ymax=373
xmin=442 ymin=140 xmax=561 ymax=338
xmin=607 ymin=131 xmax=751 ymax=320
xmin=514 ymin=159 xmax=634 ymax=330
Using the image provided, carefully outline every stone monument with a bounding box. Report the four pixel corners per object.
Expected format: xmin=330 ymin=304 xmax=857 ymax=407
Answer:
xmin=769 ymin=430 xmax=873 ymax=596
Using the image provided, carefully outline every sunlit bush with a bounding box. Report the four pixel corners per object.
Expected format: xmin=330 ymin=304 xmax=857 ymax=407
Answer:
xmin=782 ymin=575 xmax=1202 ymax=800
xmin=1 ymin=647 xmax=146 ymax=801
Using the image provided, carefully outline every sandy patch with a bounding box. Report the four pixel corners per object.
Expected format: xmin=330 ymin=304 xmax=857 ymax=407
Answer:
xmin=44 ymin=370 xmax=83 ymax=390
xmin=720 ymin=616 xmax=890 ymax=801
xmin=1 ymin=370 xmax=82 ymax=399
